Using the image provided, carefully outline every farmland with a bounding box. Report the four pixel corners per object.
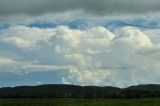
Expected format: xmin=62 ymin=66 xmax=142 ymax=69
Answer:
xmin=0 ymin=98 xmax=160 ymax=106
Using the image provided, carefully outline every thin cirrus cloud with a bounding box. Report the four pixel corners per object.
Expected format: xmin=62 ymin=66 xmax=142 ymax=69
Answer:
xmin=0 ymin=0 xmax=160 ymax=16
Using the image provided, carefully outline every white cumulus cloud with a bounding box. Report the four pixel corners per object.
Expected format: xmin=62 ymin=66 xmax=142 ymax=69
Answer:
xmin=0 ymin=25 xmax=160 ymax=87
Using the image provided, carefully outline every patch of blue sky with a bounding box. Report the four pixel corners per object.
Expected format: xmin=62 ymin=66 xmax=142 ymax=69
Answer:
xmin=0 ymin=41 xmax=28 ymax=59
xmin=0 ymin=24 xmax=10 ymax=30
xmin=105 ymin=20 xmax=130 ymax=31
xmin=62 ymin=18 xmax=160 ymax=30
xmin=26 ymin=19 xmax=100 ymax=30
xmin=0 ymin=71 xmax=65 ymax=87
xmin=127 ymin=18 xmax=159 ymax=29
xmin=105 ymin=18 xmax=160 ymax=31
xmin=26 ymin=21 xmax=57 ymax=29
xmin=59 ymin=17 xmax=159 ymax=29
xmin=26 ymin=18 xmax=159 ymax=30
xmin=62 ymin=19 xmax=99 ymax=29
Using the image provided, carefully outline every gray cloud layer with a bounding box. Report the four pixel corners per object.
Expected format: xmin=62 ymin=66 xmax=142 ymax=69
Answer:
xmin=0 ymin=0 xmax=160 ymax=16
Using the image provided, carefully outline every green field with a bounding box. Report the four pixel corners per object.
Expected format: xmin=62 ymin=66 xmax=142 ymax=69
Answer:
xmin=0 ymin=98 xmax=160 ymax=106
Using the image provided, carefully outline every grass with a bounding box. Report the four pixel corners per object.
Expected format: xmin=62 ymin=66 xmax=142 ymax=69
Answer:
xmin=0 ymin=98 xmax=160 ymax=106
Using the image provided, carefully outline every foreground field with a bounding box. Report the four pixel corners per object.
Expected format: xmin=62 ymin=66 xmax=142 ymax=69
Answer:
xmin=0 ymin=98 xmax=160 ymax=106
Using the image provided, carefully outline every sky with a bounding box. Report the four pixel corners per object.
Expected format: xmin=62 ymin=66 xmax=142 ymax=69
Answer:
xmin=0 ymin=0 xmax=160 ymax=88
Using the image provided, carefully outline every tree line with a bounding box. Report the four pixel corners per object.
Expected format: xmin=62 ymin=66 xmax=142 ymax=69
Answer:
xmin=0 ymin=84 xmax=160 ymax=98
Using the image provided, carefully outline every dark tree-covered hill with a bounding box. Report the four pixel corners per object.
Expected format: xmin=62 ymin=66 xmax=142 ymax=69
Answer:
xmin=0 ymin=84 xmax=160 ymax=98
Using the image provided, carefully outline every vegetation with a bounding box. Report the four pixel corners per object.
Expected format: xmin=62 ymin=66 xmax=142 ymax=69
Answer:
xmin=1 ymin=84 xmax=160 ymax=105
xmin=1 ymin=98 xmax=160 ymax=106
xmin=1 ymin=84 xmax=160 ymax=98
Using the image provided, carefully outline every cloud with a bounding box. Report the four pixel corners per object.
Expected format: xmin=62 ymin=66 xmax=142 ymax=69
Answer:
xmin=62 ymin=67 xmax=111 ymax=86
xmin=3 ymin=26 xmax=54 ymax=49
xmin=0 ymin=57 xmax=16 ymax=65
xmin=0 ymin=0 xmax=160 ymax=16
xmin=116 ymin=27 xmax=153 ymax=47
xmin=144 ymin=28 xmax=160 ymax=44
xmin=0 ymin=58 xmax=72 ymax=73
xmin=0 ymin=0 xmax=160 ymax=88
xmin=1 ymin=24 xmax=160 ymax=87
xmin=52 ymin=26 xmax=159 ymax=87
xmin=21 ymin=64 xmax=72 ymax=72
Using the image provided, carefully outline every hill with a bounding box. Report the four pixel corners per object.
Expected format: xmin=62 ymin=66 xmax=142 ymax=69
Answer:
xmin=0 ymin=84 xmax=160 ymax=98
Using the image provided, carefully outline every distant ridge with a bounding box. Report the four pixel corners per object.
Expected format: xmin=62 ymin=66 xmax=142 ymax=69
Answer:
xmin=0 ymin=84 xmax=160 ymax=98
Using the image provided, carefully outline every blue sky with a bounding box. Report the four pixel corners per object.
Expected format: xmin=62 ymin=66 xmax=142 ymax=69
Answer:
xmin=0 ymin=0 xmax=160 ymax=88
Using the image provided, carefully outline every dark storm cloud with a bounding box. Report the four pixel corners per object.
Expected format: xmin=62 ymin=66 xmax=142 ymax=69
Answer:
xmin=0 ymin=0 xmax=160 ymax=16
